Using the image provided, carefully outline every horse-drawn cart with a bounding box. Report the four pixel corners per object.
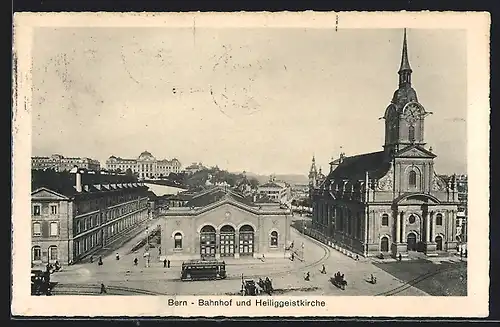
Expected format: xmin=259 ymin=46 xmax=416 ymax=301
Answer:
xmin=330 ymin=274 xmax=347 ymax=290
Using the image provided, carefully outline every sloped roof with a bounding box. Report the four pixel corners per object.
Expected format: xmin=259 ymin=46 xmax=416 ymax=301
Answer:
xmin=31 ymin=170 xmax=145 ymax=198
xmin=186 ymin=186 xmax=255 ymax=208
xmin=259 ymin=181 xmax=284 ymax=189
xmin=325 ymin=151 xmax=390 ymax=182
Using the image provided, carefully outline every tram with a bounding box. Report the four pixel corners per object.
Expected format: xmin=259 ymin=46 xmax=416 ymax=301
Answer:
xmin=180 ymin=259 xmax=227 ymax=281
xmin=31 ymin=269 xmax=53 ymax=295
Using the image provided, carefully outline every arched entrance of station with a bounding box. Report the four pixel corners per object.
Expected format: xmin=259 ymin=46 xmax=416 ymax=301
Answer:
xmin=200 ymin=225 xmax=216 ymax=258
xmin=220 ymin=225 xmax=235 ymax=257
xmin=380 ymin=236 xmax=389 ymax=252
xmin=239 ymin=225 xmax=254 ymax=256
xmin=435 ymin=235 xmax=443 ymax=251
xmin=407 ymin=232 xmax=417 ymax=251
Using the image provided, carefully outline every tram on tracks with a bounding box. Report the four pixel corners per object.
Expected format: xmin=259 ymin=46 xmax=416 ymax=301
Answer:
xmin=180 ymin=259 xmax=227 ymax=281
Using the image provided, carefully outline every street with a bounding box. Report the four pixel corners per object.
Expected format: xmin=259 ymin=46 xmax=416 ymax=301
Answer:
xmin=49 ymin=223 xmax=440 ymax=296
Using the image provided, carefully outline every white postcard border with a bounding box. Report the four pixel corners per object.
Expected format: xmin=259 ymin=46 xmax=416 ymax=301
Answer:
xmin=12 ymin=11 xmax=490 ymax=317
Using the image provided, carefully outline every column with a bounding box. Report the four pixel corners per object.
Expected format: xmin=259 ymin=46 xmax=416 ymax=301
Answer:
xmin=395 ymin=213 xmax=401 ymax=243
xmin=431 ymin=213 xmax=436 ymax=243
xmin=364 ymin=210 xmax=369 ymax=243
xmin=451 ymin=211 xmax=457 ymax=241
xmin=426 ymin=213 xmax=431 ymax=243
xmin=400 ymin=212 xmax=406 ymax=242
xmin=215 ymin=232 xmax=221 ymax=259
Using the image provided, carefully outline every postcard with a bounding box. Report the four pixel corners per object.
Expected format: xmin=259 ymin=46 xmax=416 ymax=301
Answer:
xmin=12 ymin=11 xmax=490 ymax=317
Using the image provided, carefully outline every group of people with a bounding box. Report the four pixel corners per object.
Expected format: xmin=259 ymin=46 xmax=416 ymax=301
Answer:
xmin=257 ymin=277 xmax=274 ymax=295
xmin=45 ymin=261 xmax=62 ymax=273
xmin=332 ymin=271 xmax=345 ymax=283
xmin=89 ymin=255 xmax=104 ymax=266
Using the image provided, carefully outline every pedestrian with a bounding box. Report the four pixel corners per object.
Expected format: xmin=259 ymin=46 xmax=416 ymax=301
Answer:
xmin=159 ymin=247 xmax=161 ymax=255
xmin=304 ymin=272 xmax=310 ymax=281
xmin=167 ymin=260 xmax=171 ymax=268
xmin=163 ymin=259 xmax=167 ymax=268
xmin=291 ymin=252 xmax=295 ymax=261
xmin=321 ymin=264 xmax=326 ymax=274
xmin=116 ymin=253 xmax=120 ymax=260
xmin=98 ymin=256 xmax=103 ymax=266
xmin=100 ymin=283 xmax=107 ymax=294
xmin=355 ymin=254 xmax=359 ymax=261
xmin=134 ymin=258 xmax=138 ymax=266
xmin=398 ymin=253 xmax=402 ymax=262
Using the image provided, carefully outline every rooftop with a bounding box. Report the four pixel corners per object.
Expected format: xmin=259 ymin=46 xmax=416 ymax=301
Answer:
xmin=324 ymin=151 xmax=391 ymax=183
xmin=31 ymin=169 xmax=146 ymax=198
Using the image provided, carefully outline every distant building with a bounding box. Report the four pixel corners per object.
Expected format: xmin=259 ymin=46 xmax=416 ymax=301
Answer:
xmin=31 ymin=168 xmax=149 ymax=265
xmin=309 ymin=30 xmax=461 ymax=258
xmin=257 ymin=175 xmax=292 ymax=204
xmin=159 ymin=186 xmax=291 ymax=260
xmin=184 ymin=162 xmax=207 ymax=175
xmin=106 ymin=151 xmax=182 ymax=179
xmin=31 ymin=154 xmax=101 ymax=172
xmin=308 ymin=156 xmax=326 ymax=199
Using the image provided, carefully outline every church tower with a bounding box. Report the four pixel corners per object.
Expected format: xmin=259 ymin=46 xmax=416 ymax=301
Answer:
xmin=383 ymin=29 xmax=431 ymax=155
xmin=308 ymin=156 xmax=318 ymax=188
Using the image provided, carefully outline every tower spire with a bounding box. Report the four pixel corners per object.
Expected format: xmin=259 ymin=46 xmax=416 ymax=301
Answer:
xmin=398 ymin=29 xmax=413 ymax=87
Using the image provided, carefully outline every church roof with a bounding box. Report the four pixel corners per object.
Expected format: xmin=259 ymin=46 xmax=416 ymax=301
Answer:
xmin=325 ymin=151 xmax=391 ymax=182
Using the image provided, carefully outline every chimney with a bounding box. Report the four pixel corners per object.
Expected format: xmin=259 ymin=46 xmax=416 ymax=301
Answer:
xmin=76 ymin=169 xmax=83 ymax=192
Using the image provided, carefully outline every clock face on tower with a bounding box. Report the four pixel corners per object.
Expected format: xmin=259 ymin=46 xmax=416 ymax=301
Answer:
xmin=403 ymin=102 xmax=424 ymax=123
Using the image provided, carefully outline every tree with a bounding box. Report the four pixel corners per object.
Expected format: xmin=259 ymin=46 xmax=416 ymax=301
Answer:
xmin=125 ymin=168 xmax=133 ymax=176
xmin=249 ymin=177 xmax=259 ymax=189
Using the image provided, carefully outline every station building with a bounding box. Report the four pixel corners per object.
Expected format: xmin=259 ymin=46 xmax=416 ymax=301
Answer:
xmin=309 ymin=30 xmax=461 ymax=258
xmin=159 ymin=187 xmax=292 ymax=261
xmin=31 ymin=168 xmax=150 ymax=265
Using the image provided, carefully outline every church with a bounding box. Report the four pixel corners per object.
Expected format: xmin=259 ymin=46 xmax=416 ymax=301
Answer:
xmin=309 ymin=30 xmax=461 ymax=258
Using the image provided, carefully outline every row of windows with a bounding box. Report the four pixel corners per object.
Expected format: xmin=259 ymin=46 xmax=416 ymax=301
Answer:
xmin=75 ymin=200 xmax=146 ymax=234
xmin=75 ymin=194 xmax=143 ymax=216
xmin=32 ymin=221 xmax=59 ymax=237
xmin=33 ymin=204 xmax=58 ymax=216
xmin=380 ymin=213 xmax=443 ymax=226
xmin=172 ymin=231 xmax=279 ymax=249
xmin=74 ymin=213 xmax=142 ymax=257
xmin=32 ymin=245 xmax=58 ymax=261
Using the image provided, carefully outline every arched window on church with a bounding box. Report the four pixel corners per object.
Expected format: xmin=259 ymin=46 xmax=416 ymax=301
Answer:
xmin=409 ymin=171 xmax=417 ymax=187
xmin=408 ymin=125 xmax=415 ymax=143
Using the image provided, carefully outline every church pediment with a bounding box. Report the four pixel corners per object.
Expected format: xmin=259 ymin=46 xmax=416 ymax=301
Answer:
xmin=394 ymin=145 xmax=436 ymax=159
xmin=31 ymin=187 xmax=70 ymax=200
xmin=393 ymin=192 xmax=441 ymax=204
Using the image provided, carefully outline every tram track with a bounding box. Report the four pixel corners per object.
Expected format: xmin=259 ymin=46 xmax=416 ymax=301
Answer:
xmin=375 ymin=264 xmax=461 ymax=296
xmin=242 ymin=228 xmax=332 ymax=280
xmin=52 ymin=283 xmax=165 ymax=296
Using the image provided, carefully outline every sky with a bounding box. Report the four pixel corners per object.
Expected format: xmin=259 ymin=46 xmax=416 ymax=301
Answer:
xmin=31 ymin=27 xmax=467 ymax=175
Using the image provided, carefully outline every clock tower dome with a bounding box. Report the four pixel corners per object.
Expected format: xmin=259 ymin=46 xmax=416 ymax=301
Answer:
xmin=383 ymin=29 xmax=431 ymax=155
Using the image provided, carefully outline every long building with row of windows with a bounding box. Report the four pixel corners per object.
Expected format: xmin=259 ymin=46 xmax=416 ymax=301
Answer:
xmin=32 ymin=154 xmax=101 ymax=172
xmin=106 ymin=151 xmax=182 ymax=179
xmin=31 ymin=168 xmax=150 ymax=265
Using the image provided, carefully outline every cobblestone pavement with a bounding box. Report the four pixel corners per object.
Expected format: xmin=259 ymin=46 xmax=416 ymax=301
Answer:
xmin=51 ymin=227 xmax=429 ymax=296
